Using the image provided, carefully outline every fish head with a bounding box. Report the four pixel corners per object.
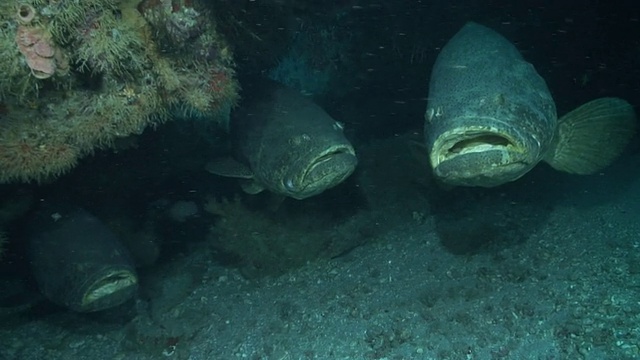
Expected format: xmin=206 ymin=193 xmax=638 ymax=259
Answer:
xmin=422 ymin=21 xmax=558 ymax=187
xmin=240 ymin=82 xmax=358 ymax=199
xmin=428 ymin=119 xmax=542 ymax=187
xmin=280 ymin=141 xmax=357 ymax=200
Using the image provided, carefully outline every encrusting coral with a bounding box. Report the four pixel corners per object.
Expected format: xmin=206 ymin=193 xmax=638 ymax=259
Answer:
xmin=0 ymin=0 xmax=239 ymax=183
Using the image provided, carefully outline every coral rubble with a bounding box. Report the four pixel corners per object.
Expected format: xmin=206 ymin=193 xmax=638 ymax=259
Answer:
xmin=0 ymin=0 xmax=239 ymax=183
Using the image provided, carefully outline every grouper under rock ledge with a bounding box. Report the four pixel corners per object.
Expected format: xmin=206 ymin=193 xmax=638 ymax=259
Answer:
xmin=207 ymin=79 xmax=358 ymax=200
xmin=424 ymin=21 xmax=636 ymax=187
xmin=26 ymin=201 xmax=138 ymax=312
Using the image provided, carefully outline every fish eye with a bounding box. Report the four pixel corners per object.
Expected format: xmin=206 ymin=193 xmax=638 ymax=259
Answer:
xmin=284 ymin=178 xmax=296 ymax=191
xmin=426 ymin=108 xmax=435 ymax=121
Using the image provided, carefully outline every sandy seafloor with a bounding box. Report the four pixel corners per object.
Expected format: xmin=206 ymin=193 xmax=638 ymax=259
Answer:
xmin=1 ymin=135 xmax=640 ymax=360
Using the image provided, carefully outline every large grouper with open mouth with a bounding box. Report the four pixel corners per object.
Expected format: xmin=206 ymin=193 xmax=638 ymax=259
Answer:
xmin=207 ymin=79 xmax=357 ymax=200
xmin=424 ymin=22 xmax=636 ymax=187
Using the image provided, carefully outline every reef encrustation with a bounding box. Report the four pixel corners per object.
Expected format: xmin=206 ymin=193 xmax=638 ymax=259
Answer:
xmin=0 ymin=0 xmax=239 ymax=183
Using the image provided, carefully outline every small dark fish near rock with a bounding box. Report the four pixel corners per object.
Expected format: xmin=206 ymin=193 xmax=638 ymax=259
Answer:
xmin=424 ymin=22 xmax=636 ymax=187
xmin=26 ymin=201 xmax=138 ymax=312
xmin=207 ymin=79 xmax=358 ymax=200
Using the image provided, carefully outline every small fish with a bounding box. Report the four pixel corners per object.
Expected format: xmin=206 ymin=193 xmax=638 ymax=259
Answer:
xmin=207 ymin=79 xmax=357 ymax=199
xmin=424 ymin=22 xmax=636 ymax=187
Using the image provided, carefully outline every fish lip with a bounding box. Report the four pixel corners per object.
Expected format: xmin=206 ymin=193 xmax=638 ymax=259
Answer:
xmin=286 ymin=145 xmax=356 ymax=198
xmin=430 ymin=125 xmax=536 ymax=186
xmin=79 ymin=268 xmax=138 ymax=311
xmin=309 ymin=145 xmax=356 ymax=169
xmin=430 ymin=126 xmax=523 ymax=167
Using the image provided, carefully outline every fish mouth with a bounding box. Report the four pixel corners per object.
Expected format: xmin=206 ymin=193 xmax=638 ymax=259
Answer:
xmin=79 ymin=268 xmax=138 ymax=312
xmin=286 ymin=145 xmax=357 ymax=199
xmin=431 ymin=127 xmax=532 ymax=187
xmin=311 ymin=145 xmax=356 ymax=168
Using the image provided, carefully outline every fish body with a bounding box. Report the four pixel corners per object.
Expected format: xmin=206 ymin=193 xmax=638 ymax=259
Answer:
xmin=26 ymin=201 xmax=138 ymax=312
xmin=207 ymin=80 xmax=357 ymax=199
xmin=424 ymin=22 xmax=636 ymax=187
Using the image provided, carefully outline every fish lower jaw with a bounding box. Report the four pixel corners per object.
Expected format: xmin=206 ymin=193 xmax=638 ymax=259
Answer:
xmin=430 ymin=133 xmax=534 ymax=187
xmin=434 ymin=160 xmax=528 ymax=187
xmin=285 ymin=152 xmax=357 ymax=199
xmin=432 ymin=151 xmax=531 ymax=187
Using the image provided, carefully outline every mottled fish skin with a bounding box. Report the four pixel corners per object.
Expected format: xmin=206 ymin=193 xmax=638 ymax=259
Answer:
xmin=231 ymin=80 xmax=357 ymax=199
xmin=424 ymin=22 xmax=556 ymax=187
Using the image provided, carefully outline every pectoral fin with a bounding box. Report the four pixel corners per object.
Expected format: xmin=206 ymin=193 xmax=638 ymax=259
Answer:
xmin=544 ymin=97 xmax=636 ymax=174
xmin=239 ymin=180 xmax=266 ymax=195
xmin=207 ymin=158 xmax=267 ymax=195
xmin=206 ymin=157 xmax=254 ymax=179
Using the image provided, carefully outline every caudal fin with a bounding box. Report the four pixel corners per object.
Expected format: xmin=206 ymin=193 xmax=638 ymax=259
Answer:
xmin=544 ymin=97 xmax=636 ymax=174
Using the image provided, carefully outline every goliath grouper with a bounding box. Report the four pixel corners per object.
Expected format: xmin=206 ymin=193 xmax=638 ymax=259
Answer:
xmin=207 ymin=80 xmax=357 ymax=199
xmin=26 ymin=201 xmax=138 ymax=312
xmin=424 ymin=22 xmax=636 ymax=187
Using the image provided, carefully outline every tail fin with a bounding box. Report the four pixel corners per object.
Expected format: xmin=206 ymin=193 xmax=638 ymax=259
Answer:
xmin=544 ymin=97 xmax=636 ymax=174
